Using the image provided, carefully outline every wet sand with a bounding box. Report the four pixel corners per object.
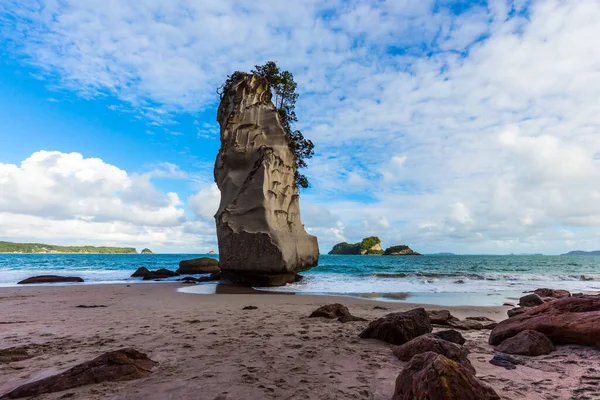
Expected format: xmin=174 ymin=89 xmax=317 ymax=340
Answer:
xmin=1 ymin=283 xmax=599 ymax=399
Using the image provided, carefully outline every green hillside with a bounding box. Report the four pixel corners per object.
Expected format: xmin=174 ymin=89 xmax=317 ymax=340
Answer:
xmin=0 ymin=241 xmax=137 ymax=254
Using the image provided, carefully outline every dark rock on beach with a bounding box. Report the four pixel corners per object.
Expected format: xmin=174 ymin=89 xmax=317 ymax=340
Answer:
xmin=490 ymin=295 xmax=600 ymax=348
xmin=178 ymin=272 xmax=220 ymax=284
xmin=359 ymin=308 xmax=431 ymax=345
xmin=309 ymin=304 xmax=366 ymax=323
xmin=131 ymin=267 xmax=150 ymax=278
xmin=426 ymin=310 xmax=454 ymax=325
xmin=432 ymin=329 xmax=466 ymax=345
xmin=489 ymin=353 xmax=523 ymax=370
xmin=0 ymin=347 xmax=33 ymax=364
xmin=0 ymin=348 xmax=157 ymax=399
xmin=392 ymin=352 xmax=501 ymax=400
xmin=519 ymin=293 xmax=544 ymax=307
xmin=131 ymin=267 xmax=179 ymax=281
xmin=495 ymin=330 xmax=555 ymax=356
xmin=17 ymin=276 xmax=84 ymax=285
xmin=391 ymin=334 xmax=475 ymax=373
xmin=177 ymin=258 xmax=220 ymax=274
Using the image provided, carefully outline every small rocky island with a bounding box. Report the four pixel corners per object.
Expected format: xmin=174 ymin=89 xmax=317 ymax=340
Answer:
xmin=213 ymin=69 xmax=319 ymax=286
xmin=140 ymin=248 xmax=154 ymax=254
xmin=329 ymin=237 xmax=422 ymax=256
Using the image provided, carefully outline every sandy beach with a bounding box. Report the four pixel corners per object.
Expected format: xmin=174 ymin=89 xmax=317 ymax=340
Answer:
xmin=1 ymin=283 xmax=599 ymax=399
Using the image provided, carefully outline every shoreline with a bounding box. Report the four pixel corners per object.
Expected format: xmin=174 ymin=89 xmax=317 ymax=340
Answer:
xmin=1 ymin=283 xmax=598 ymax=399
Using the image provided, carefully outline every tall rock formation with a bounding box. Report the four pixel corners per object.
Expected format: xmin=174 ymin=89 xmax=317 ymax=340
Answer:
xmin=214 ymin=73 xmax=319 ymax=286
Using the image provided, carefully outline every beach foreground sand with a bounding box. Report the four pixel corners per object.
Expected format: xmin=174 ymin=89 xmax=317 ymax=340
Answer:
xmin=1 ymin=284 xmax=599 ymax=399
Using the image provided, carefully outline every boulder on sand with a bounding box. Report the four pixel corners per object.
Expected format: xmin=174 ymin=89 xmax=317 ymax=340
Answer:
xmin=359 ymin=308 xmax=431 ymax=345
xmin=391 ymin=334 xmax=474 ymax=373
xmin=17 ymin=276 xmax=84 ymax=285
xmin=177 ymin=258 xmax=220 ymax=274
xmin=495 ymin=330 xmax=555 ymax=356
xmin=426 ymin=310 xmax=454 ymax=325
xmin=392 ymin=352 xmax=501 ymax=400
xmin=130 ymin=267 xmax=179 ymax=280
xmin=432 ymin=329 xmax=466 ymax=345
xmin=1 ymin=348 xmax=157 ymax=399
xmin=490 ymin=295 xmax=600 ymax=348
xmin=309 ymin=304 xmax=366 ymax=323
xmin=214 ymin=73 xmax=319 ymax=286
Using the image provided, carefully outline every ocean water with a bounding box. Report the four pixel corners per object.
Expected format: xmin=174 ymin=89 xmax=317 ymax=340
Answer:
xmin=2 ymin=253 xmax=600 ymax=293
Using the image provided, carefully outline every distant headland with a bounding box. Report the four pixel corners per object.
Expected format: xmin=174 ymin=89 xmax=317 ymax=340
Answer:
xmin=561 ymin=250 xmax=600 ymax=256
xmin=328 ymin=237 xmax=422 ymax=256
xmin=0 ymin=241 xmax=148 ymax=254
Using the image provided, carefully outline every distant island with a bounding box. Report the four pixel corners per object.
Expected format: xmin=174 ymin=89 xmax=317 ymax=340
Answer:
xmin=561 ymin=250 xmax=600 ymax=256
xmin=141 ymin=248 xmax=154 ymax=254
xmin=0 ymin=241 xmax=139 ymax=254
xmin=328 ymin=237 xmax=422 ymax=256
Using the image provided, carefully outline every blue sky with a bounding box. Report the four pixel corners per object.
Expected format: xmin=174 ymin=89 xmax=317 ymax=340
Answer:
xmin=1 ymin=0 xmax=600 ymax=254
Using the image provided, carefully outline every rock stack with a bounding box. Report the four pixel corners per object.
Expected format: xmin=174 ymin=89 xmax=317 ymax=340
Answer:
xmin=214 ymin=73 xmax=319 ymax=286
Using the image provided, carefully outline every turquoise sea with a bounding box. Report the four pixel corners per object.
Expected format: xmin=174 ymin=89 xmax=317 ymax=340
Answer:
xmin=1 ymin=254 xmax=599 ymax=305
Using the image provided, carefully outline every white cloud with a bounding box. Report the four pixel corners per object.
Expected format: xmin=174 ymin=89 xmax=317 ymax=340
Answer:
xmin=188 ymin=183 xmax=220 ymax=222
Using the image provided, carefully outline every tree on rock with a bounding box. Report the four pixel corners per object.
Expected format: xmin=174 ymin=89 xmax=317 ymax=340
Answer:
xmin=219 ymin=61 xmax=314 ymax=189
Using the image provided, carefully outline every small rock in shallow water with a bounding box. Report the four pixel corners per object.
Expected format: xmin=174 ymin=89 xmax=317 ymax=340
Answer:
xmin=17 ymin=275 xmax=84 ymax=284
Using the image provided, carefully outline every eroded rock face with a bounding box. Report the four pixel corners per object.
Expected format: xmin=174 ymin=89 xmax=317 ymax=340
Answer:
xmin=392 ymin=352 xmax=501 ymax=400
xmin=490 ymin=295 xmax=600 ymax=348
xmin=214 ymin=74 xmax=319 ymax=286
xmin=1 ymin=348 xmax=156 ymax=399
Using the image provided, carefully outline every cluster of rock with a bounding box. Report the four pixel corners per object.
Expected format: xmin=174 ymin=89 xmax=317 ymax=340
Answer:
xmin=355 ymin=307 xmax=501 ymax=399
xmin=130 ymin=257 xmax=220 ymax=282
xmin=308 ymin=292 xmax=600 ymax=398
xmin=214 ymin=73 xmax=319 ymax=286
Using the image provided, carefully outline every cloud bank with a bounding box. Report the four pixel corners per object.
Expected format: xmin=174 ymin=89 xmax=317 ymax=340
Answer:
xmin=2 ymin=0 xmax=600 ymax=253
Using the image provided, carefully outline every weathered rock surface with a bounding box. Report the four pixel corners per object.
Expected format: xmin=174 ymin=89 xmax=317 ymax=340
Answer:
xmin=507 ymin=307 xmax=528 ymax=318
xmin=214 ymin=73 xmax=319 ymax=286
xmin=533 ymin=288 xmax=570 ymax=299
xmin=17 ymin=275 xmax=84 ymax=285
xmin=519 ymin=293 xmax=544 ymax=307
xmin=0 ymin=348 xmax=157 ymax=399
xmin=359 ymin=308 xmax=431 ymax=345
xmin=392 ymin=352 xmax=501 ymax=400
xmin=432 ymin=329 xmax=466 ymax=345
xmin=495 ymin=330 xmax=555 ymax=356
xmin=490 ymin=295 xmax=600 ymax=348
xmin=392 ymin=334 xmax=474 ymax=373
xmin=177 ymin=258 xmax=220 ymax=274
xmin=309 ymin=304 xmax=366 ymax=323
